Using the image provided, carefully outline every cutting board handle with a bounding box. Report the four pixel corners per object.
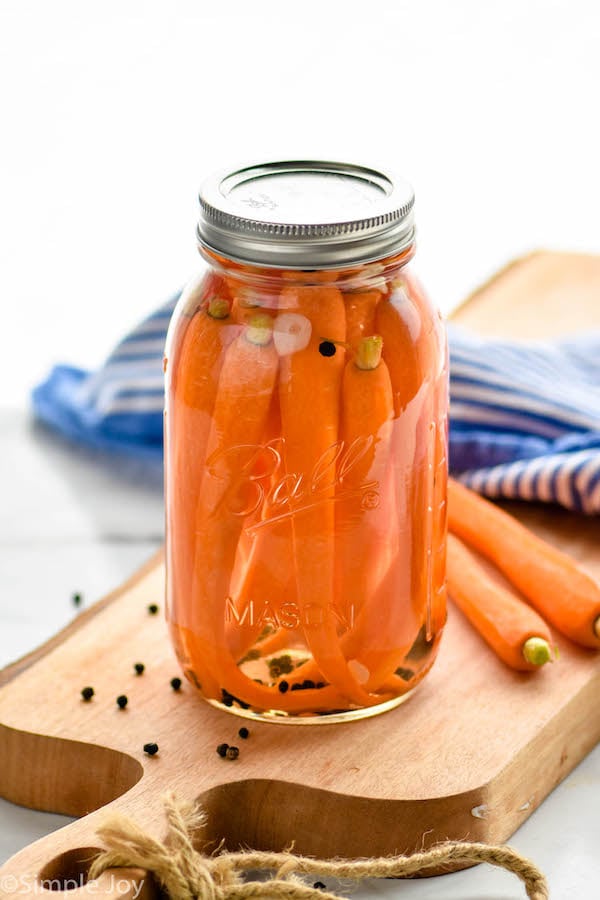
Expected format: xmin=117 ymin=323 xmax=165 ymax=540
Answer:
xmin=0 ymin=780 xmax=163 ymax=898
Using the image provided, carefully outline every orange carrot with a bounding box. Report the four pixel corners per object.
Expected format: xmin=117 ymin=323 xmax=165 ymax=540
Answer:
xmin=375 ymin=280 xmax=439 ymax=644
xmin=447 ymin=533 xmax=554 ymax=670
xmin=226 ymin=518 xmax=297 ymax=662
xmin=224 ymin=392 xmax=296 ymax=661
xmin=430 ymin=345 xmax=450 ymax=635
xmin=278 ymin=284 xmax=374 ymax=706
xmin=343 ymin=291 xmax=382 ymax=348
xmin=166 ymin=290 xmax=239 ymax=698
xmin=289 ymin=546 xmax=420 ymax=694
xmin=375 ymin=281 xmax=427 ymax=415
xmin=448 ymin=478 xmax=600 ymax=649
xmin=189 ymin=315 xmax=280 ymax=684
xmin=335 ymin=336 xmax=395 ymax=625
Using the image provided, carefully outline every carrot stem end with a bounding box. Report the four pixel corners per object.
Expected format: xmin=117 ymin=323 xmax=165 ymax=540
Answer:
xmin=522 ymin=637 xmax=552 ymax=667
xmin=356 ymin=335 xmax=383 ymax=370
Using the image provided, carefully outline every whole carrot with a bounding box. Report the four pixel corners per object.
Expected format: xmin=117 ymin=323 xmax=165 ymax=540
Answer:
xmin=285 ymin=338 xmax=412 ymax=695
xmin=375 ymin=280 xmax=441 ymax=642
xmin=278 ymin=284 xmax=373 ymax=706
xmin=226 ymin=518 xmax=297 ymax=662
xmin=335 ymin=336 xmax=395 ymax=624
xmin=167 ymin=290 xmax=239 ymax=698
xmin=343 ymin=290 xmax=382 ymax=348
xmin=447 ymin=533 xmax=554 ymax=671
xmin=189 ymin=314 xmax=280 ymax=691
xmin=375 ymin=280 xmax=428 ymax=415
xmin=448 ymin=478 xmax=600 ymax=649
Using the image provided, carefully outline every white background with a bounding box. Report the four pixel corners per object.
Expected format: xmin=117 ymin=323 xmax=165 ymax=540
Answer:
xmin=2 ymin=0 xmax=600 ymax=407
xmin=1 ymin=1 xmax=600 ymax=896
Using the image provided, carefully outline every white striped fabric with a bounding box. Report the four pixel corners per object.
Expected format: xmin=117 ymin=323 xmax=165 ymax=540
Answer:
xmin=448 ymin=325 xmax=600 ymax=514
xmin=31 ymin=297 xmax=600 ymax=514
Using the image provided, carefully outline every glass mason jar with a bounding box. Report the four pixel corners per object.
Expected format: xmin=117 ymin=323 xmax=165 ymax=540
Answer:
xmin=164 ymin=161 xmax=448 ymax=723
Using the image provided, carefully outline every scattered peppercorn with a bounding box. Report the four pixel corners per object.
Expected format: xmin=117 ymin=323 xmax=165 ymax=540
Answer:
xmin=216 ymin=743 xmax=229 ymax=758
xmin=221 ymin=688 xmax=250 ymax=710
xmin=81 ymin=686 xmax=94 ymax=701
xmin=278 ymin=680 xmax=289 ymax=694
xmin=319 ymin=340 xmax=336 ymax=357
xmin=72 ymin=592 xmax=83 ymax=607
xmin=134 ymin=663 xmax=145 ymax=675
xmin=116 ymin=694 xmax=128 ymax=709
xmin=226 ymin=746 xmax=240 ymax=760
xmin=170 ymin=677 xmax=182 ymax=691
xmin=290 ymin=683 xmax=302 ymax=691
xmin=302 ymin=679 xmax=316 ymax=690
xmin=238 ymin=727 xmax=249 ymax=739
xmin=313 ymin=882 xmax=326 ymax=891
xmin=143 ymin=743 xmax=159 ymax=756
xmin=147 ymin=603 xmax=159 ymax=615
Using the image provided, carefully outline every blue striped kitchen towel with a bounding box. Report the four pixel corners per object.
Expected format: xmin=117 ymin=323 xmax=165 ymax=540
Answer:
xmin=31 ymin=298 xmax=600 ymax=514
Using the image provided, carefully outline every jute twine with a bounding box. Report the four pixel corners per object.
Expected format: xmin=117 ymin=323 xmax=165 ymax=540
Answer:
xmin=88 ymin=793 xmax=548 ymax=900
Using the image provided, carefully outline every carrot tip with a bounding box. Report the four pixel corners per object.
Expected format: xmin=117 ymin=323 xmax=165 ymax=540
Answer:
xmin=246 ymin=313 xmax=274 ymax=346
xmin=355 ymin=335 xmax=383 ymax=370
xmin=522 ymin=637 xmax=552 ymax=667
xmin=207 ymin=297 xmax=231 ymax=319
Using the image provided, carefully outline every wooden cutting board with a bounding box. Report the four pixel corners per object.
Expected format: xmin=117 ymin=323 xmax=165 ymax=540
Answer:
xmin=2 ymin=251 xmax=600 ymax=899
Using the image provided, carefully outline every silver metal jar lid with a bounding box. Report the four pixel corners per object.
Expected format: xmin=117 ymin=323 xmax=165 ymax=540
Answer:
xmin=197 ymin=160 xmax=415 ymax=269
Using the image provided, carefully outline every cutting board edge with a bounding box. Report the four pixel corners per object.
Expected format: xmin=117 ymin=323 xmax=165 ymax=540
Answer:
xmin=448 ymin=249 xmax=545 ymax=319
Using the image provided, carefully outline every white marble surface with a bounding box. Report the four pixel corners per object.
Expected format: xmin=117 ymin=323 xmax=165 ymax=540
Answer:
xmin=2 ymin=0 xmax=600 ymax=894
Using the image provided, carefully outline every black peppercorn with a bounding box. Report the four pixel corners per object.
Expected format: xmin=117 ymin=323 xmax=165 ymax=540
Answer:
xmin=147 ymin=603 xmax=159 ymax=615
xmin=238 ymin=727 xmax=249 ymax=739
xmin=134 ymin=663 xmax=145 ymax=675
xmin=81 ymin=686 xmax=94 ymax=701
xmin=319 ymin=340 xmax=336 ymax=357
xmin=116 ymin=694 xmax=128 ymax=709
xmin=143 ymin=743 xmax=159 ymax=756
xmin=278 ymin=680 xmax=289 ymax=693
xmin=216 ymin=743 xmax=229 ymax=758
xmin=170 ymin=677 xmax=182 ymax=691
xmin=226 ymin=746 xmax=240 ymax=760
xmin=313 ymin=882 xmax=326 ymax=891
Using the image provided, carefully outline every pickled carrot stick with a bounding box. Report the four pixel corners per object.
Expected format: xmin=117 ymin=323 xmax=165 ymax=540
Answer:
xmin=289 ymin=547 xmax=420 ymax=693
xmin=167 ymin=293 xmax=238 ymax=698
xmin=335 ymin=336 xmax=395 ymax=623
xmin=375 ymin=281 xmax=426 ymax=415
xmin=225 ymin=394 xmax=295 ymax=660
xmin=430 ymin=345 xmax=450 ymax=636
xmin=447 ymin=533 xmax=554 ymax=671
xmin=307 ymin=279 xmax=443 ymax=690
xmin=448 ymin=478 xmax=600 ymax=649
xmin=188 ymin=315 xmax=280 ymax=696
xmin=375 ymin=280 xmax=442 ymax=641
xmin=226 ymin=519 xmax=297 ymax=661
xmin=278 ymin=284 xmax=374 ymax=706
xmin=343 ymin=290 xmax=382 ymax=348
